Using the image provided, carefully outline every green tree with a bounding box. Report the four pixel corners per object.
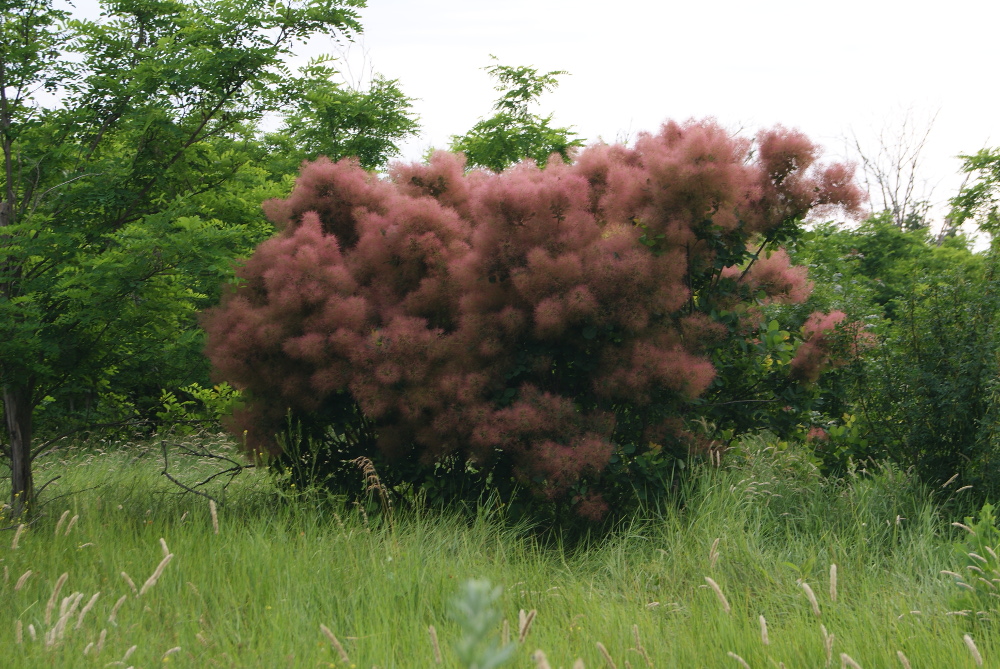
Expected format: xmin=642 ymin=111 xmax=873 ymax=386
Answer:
xmin=950 ymin=148 xmax=1000 ymax=237
xmin=266 ymin=55 xmax=418 ymax=174
xmin=450 ymin=58 xmax=583 ymax=172
xmin=0 ymin=0 xmax=367 ymax=517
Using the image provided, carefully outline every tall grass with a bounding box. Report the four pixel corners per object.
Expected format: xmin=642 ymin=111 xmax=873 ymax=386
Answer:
xmin=0 ymin=435 xmax=995 ymax=667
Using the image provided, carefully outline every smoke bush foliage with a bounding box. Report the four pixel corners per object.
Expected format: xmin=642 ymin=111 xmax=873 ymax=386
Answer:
xmin=203 ymin=119 xmax=862 ymax=519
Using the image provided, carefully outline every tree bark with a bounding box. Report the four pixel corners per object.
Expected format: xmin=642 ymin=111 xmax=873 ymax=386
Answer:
xmin=4 ymin=384 xmax=34 ymax=518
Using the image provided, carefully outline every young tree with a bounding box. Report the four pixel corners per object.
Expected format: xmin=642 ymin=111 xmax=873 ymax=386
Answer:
xmin=450 ymin=58 xmax=584 ymax=172
xmin=0 ymin=0 xmax=368 ymax=517
xmin=849 ymin=110 xmax=937 ymax=230
xmin=204 ymin=120 xmax=862 ymax=519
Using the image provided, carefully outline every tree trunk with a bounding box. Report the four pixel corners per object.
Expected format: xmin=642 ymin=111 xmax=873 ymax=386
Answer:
xmin=4 ymin=384 xmax=34 ymax=518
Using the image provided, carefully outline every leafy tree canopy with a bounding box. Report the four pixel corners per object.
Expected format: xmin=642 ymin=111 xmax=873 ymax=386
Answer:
xmin=1 ymin=0 xmax=419 ymax=516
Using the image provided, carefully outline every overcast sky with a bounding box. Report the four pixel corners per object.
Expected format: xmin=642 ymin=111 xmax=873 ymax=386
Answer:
xmin=323 ymin=0 xmax=996 ymax=229
xmin=68 ymin=0 xmax=998 ymax=229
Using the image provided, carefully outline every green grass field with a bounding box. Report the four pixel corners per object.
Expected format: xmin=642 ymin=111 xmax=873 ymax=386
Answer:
xmin=1 ymin=435 xmax=997 ymax=668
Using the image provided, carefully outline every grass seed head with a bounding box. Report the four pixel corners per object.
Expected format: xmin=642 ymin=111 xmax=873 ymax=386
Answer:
xmin=209 ymin=499 xmax=219 ymax=535
xmin=596 ymin=641 xmax=617 ymax=669
xmin=109 ymin=594 xmax=128 ymax=625
xmin=428 ymin=625 xmax=442 ymax=664
xmin=532 ymin=649 xmax=553 ymax=669
xmin=139 ymin=554 xmax=174 ymax=596
xmin=121 ymin=571 xmax=137 ymax=596
xmin=830 ymin=564 xmax=838 ymax=603
xmin=759 ymin=614 xmax=769 ymax=645
xmin=76 ymin=592 xmax=101 ymax=629
xmin=801 ymin=581 xmax=821 ymax=616
xmin=728 ymin=651 xmax=751 ymax=668
xmin=64 ymin=514 xmax=79 ymax=536
xmin=55 ymin=510 xmax=70 ymax=536
xmin=45 ymin=572 xmax=69 ymax=625
xmin=705 ymin=576 xmax=731 ymax=614
xmin=519 ymin=609 xmax=537 ymax=643
xmin=11 ymin=523 xmax=25 ymax=549
xmin=896 ymin=650 xmax=911 ymax=669
xmin=15 ymin=620 xmax=22 ymax=645
xmin=15 ymin=569 xmax=32 ymax=591
xmin=964 ymin=634 xmax=983 ymax=666
xmin=840 ymin=653 xmax=861 ymax=668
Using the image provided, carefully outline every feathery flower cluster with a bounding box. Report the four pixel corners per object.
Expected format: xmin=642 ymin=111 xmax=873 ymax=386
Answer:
xmin=203 ymin=119 xmax=862 ymax=515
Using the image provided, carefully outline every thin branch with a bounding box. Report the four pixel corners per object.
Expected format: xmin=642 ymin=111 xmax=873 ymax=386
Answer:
xmin=159 ymin=439 xmax=220 ymax=504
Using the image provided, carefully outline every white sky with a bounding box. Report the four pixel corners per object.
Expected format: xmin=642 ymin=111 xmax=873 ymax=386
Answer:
xmin=334 ymin=0 xmax=997 ymax=229
xmin=67 ymin=0 xmax=998 ymax=230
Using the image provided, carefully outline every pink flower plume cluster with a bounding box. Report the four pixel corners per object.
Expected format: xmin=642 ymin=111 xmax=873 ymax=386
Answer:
xmin=203 ymin=119 xmax=862 ymax=510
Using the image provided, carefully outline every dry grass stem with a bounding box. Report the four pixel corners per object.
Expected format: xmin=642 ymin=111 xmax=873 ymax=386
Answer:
xmin=519 ymin=608 xmax=537 ymax=643
xmin=76 ymin=592 xmax=101 ymax=629
xmin=896 ymin=650 xmax=911 ymax=669
xmin=140 ymin=554 xmax=174 ymax=595
xmin=632 ymin=624 xmax=653 ymax=668
xmin=55 ymin=510 xmax=70 ymax=536
xmin=121 ymin=571 xmax=137 ymax=596
xmin=759 ymin=614 xmax=769 ymax=645
xmin=964 ymin=634 xmax=983 ymax=666
xmin=15 ymin=569 xmax=32 ymax=591
xmin=45 ymin=572 xmax=69 ymax=625
xmin=801 ymin=581 xmax=821 ymax=616
xmin=352 ymin=456 xmax=394 ymax=527
xmin=830 ymin=564 xmax=838 ymax=603
xmin=64 ymin=514 xmax=79 ymax=535
xmin=728 ymin=651 xmax=751 ymax=669
xmin=320 ymin=624 xmax=350 ymax=663
xmin=11 ymin=523 xmax=25 ymax=549
xmin=840 ymin=653 xmax=861 ymax=669
xmin=532 ymin=649 xmax=553 ymax=669
xmin=209 ymin=499 xmax=219 ymax=534
xmin=596 ymin=641 xmax=618 ymax=669
xmin=704 ymin=576 xmax=731 ymax=614
xmin=109 ymin=594 xmax=128 ymax=625
xmin=428 ymin=625 xmax=442 ymax=664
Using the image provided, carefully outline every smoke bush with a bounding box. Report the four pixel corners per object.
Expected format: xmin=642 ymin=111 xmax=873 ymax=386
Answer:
xmin=203 ymin=119 xmax=862 ymax=518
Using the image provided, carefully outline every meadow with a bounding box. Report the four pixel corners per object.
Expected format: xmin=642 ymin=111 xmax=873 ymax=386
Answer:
xmin=2 ymin=434 xmax=997 ymax=668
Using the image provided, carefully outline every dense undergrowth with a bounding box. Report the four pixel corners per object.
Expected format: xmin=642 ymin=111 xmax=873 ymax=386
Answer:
xmin=1 ymin=433 xmax=998 ymax=668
